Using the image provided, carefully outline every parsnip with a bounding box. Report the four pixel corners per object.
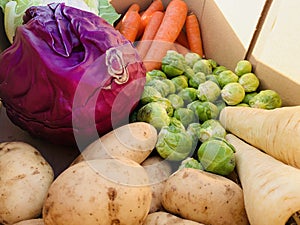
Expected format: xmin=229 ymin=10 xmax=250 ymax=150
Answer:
xmin=71 ymin=122 xmax=157 ymax=165
xmin=143 ymin=211 xmax=205 ymax=225
xmin=226 ymin=134 xmax=300 ymax=225
xmin=219 ymin=106 xmax=300 ymax=168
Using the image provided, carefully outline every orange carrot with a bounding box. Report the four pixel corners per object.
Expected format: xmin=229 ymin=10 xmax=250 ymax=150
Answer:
xmin=176 ymin=29 xmax=190 ymax=49
xmin=138 ymin=0 xmax=164 ymax=37
xmin=115 ymin=3 xmax=140 ymax=31
xmin=143 ymin=0 xmax=188 ymax=71
xmin=136 ymin=11 xmax=165 ymax=60
xmin=185 ymin=12 xmax=204 ymax=57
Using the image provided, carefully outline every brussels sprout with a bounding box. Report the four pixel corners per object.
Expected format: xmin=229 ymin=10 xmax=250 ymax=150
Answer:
xmin=167 ymin=94 xmax=185 ymax=109
xmin=146 ymin=69 xmax=167 ymax=80
xmin=146 ymin=79 xmax=170 ymax=97
xmin=207 ymin=59 xmax=218 ymax=69
xmin=154 ymin=97 xmax=174 ymax=117
xmin=178 ymin=87 xmax=198 ymax=104
xmin=235 ymin=60 xmax=252 ymax=76
xmin=214 ymin=99 xmax=226 ymax=114
xmin=173 ymin=108 xmax=196 ymax=128
xmin=161 ymin=79 xmax=176 ymax=95
xmin=171 ymin=75 xmax=189 ymax=92
xmin=186 ymin=122 xmax=202 ymax=150
xmin=197 ymin=80 xmax=221 ymax=102
xmin=156 ymin=118 xmax=193 ymax=161
xmin=217 ymin=70 xmax=239 ymax=88
xmin=183 ymin=65 xmax=195 ymax=79
xmin=137 ymin=102 xmax=170 ymax=130
xmin=238 ymin=72 xmax=260 ymax=92
xmin=213 ymin=65 xmax=227 ymax=75
xmin=197 ymin=137 xmax=236 ymax=176
xmin=188 ymin=72 xmax=206 ymax=88
xmin=161 ymin=50 xmax=186 ymax=77
xmin=242 ymin=91 xmax=258 ymax=104
xmin=193 ymin=59 xmax=213 ymax=75
xmin=140 ymin=86 xmax=162 ymax=105
xmin=146 ymin=73 xmax=153 ymax=83
xmin=236 ymin=103 xmax=250 ymax=107
xmin=179 ymin=157 xmax=204 ymax=170
xmin=187 ymin=100 xmax=219 ymax=122
xmin=221 ymin=82 xmax=245 ymax=106
xmin=249 ymin=90 xmax=282 ymax=109
xmin=198 ymin=119 xmax=226 ymax=142
xmin=205 ymin=74 xmax=220 ymax=86
xmin=185 ymin=52 xmax=202 ymax=68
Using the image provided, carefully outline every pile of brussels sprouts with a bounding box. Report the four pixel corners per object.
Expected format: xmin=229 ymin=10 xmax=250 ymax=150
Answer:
xmin=130 ymin=50 xmax=282 ymax=176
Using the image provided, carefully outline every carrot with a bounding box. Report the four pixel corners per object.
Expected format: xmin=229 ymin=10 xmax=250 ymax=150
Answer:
xmin=226 ymin=134 xmax=300 ymax=225
xmin=119 ymin=10 xmax=141 ymax=42
xmin=185 ymin=12 xmax=204 ymax=57
xmin=143 ymin=0 xmax=188 ymax=71
xmin=138 ymin=0 xmax=164 ymax=37
xmin=136 ymin=11 xmax=164 ymax=60
xmin=219 ymin=106 xmax=300 ymax=169
xmin=115 ymin=3 xmax=140 ymax=31
xmin=176 ymin=29 xmax=190 ymax=49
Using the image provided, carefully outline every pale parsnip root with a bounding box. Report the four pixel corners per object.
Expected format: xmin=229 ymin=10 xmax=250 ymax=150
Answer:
xmin=220 ymin=106 xmax=300 ymax=169
xmin=226 ymin=134 xmax=300 ymax=225
xmin=143 ymin=211 xmax=205 ymax=225
xmin=71 ymin=122 xmax=157 ymax=165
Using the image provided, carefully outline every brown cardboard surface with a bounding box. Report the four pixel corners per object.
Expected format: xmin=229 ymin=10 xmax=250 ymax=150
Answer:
xmin=249 ymin=0 xmax=300 ymax=105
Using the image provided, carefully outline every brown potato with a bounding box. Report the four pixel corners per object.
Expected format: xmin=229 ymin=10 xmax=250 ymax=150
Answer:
xmin=162 ymin=168 xmax=249 ymax=225
xmin=12 ymin=218 xmax=44 ymax=225
xmin=43 ymin=157 xmax=152 ymax=225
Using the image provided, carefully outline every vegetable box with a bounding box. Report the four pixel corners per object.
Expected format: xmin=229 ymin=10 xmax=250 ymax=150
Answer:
xmin=0 ymin=0 xmax=299 ymax=177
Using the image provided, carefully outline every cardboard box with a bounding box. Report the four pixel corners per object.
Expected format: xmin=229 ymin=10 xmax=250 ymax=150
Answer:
xmin=0 ymin=0 xmax=299 ymax=177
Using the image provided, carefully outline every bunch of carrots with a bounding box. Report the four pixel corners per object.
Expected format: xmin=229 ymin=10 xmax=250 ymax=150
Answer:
xmin=114 ymin=0 xmax=204 ymax=71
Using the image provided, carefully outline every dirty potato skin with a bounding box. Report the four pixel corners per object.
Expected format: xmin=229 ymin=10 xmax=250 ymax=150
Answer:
xmin=162 ymin=168 xmax=249 ymax=225
xmin=143 ymin=211 xmax=205 ymax=225
xmin=43 ymin=158 xmax=152 ymax=225
xmin=141 ymin=155 xmax=172 ymax=213
xmin=0 ymin=142 xmax=54 ymax=225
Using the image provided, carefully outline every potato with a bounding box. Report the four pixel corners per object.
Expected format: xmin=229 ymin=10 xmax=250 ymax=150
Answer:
xmin=162 ymin=168 xmax=249 ymax=225
xmin=72 ymin=122 xmax=157 ymax=165
xmin=0 ymin=142 xmax=54 ymax=225
xmin=143 ymin=211 xmax=205 ymax=225
xmin=43 ymin=157 xmax=152 ymax=225
xmin=12 ymin=218 xmax=44 ymax=225
xmin=141 ymin=155 xmax=172 ymax=213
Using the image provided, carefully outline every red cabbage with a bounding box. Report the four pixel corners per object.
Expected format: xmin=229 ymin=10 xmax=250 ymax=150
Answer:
xmin=0 ymin=3 xmax=146 ymax=147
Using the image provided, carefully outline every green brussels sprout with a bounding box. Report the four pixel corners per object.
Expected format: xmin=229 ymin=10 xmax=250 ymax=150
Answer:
xmin=137 ymin=102 xmax=170 ymax=130
xmin=221 ymin=82 xmax=245 ymax=106
xmin=235 ymin=60 xmax=252 ymax=76
xmin=197 ymin=80 xmax=221 ymax=102
xmin=242 ymin=92 xmax=258 ymax=104
xmin=140 ymin=86 xmax=162 ymax=105
xmin=156 ymin=117 xmax=193 ymax=161
xmin=167 ymin=94 xmax=185 ymax=109
xmin=179 ymin=157 xmax=204 ymax=170
xmin=213 ymin=65 xmax=227 ymax=75
xmin=178 ymin=87 xmax=198 ymax=104
xmin=217 ymin=70 xmax=239 ymax=88
xmin=187 ymin=100 xmax=219 ymax=122
xmin=161 ymin=50 xmax=186 ymax=77
xmin=183 ymin=65 xmax=195 ymax=79
xmin=214 ymin=99 xmax=226 ymax=114
xmin=146 ymin=69 xmax=167 ymax=80
xmin=146 ymin=79 xmax=170 ymax=97
xmin=197 ymin=137 xmax=236 ymax=176
xmin=171 ymin=75 xmax=189 ymax=92
xmin=238 ymin=72 xmax=260 ymax=92
xmin=161 ymin=79 xmax=176 ymax=95
xmin=146 ymin=73 xmax=153 ymax=83
xmin=154 ymin=97 xmax=174 ymax=117
xmin=205 ymin=74 xmax=220 ymax=86
xmin=186 ymin=122 xmax=202 ymax=150
xmin=236 ymin=103 xmax=250 ymax=107
xmin=193 ymin=59 xmax=213 ymax=75
xmin=198 ymin=119 xmax=226 ymax=142
xmin=185 ymin=52 xmax=202 ymax=68
xmin=207 ymin=59 xmax=218 ymax=69
xmin=173 ymin=108 xmax=196 ymax=128
xmin=188 ymin=72 xmax=206 ymax=88
xmin=249 ymin=90 xmax=282 ymax=109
